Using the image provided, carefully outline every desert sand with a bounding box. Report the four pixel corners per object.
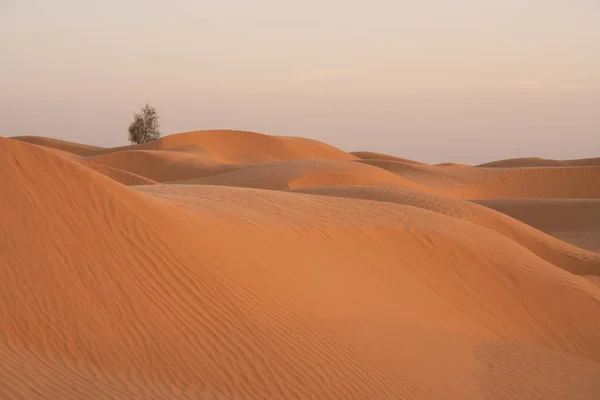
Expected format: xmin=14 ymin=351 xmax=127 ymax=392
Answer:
xmin=2 ymin=130 xmax=600 ymax=399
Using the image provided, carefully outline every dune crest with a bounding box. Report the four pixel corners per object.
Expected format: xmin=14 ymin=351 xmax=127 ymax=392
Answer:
xmin=477 ymin=156 xmax=600 ymax=168
xmin=11 ymin=135 xmax=107 ymax=157
xmin=353 ymin=160 xmax=600 ymax=199
xmin=169 ymin=158 xmax=423 ymax=191
xmin=351 ymin=150 xmax=426 ymax=164
xmin=109 ymin=130 xmax=359 ymax=163
xmin=477 ymin=198 xmax=600 ymax=252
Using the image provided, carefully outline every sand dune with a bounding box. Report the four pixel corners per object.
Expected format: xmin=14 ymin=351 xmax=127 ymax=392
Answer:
xmin=355 ymin=159 xmax=491 ymax=196
xmin=435 ymin=162 xmax=470 ymax=167
xmin=11 ymin=135 xmax=107 ymax=157
xmin=2 ymin=132 xmax=600 ymax=399
xmin=85 ymin=150 xmax=239 ymax=182
xmin=81 ymin=161 xmax=158 ymax=186
xmin=471 ymin=166 xmax=600 ymax=199
xmin=356 ymin=160 xmax=600 ymax=199
xmin=0 ymin=138 xmax=408 ymax=399
xmin=168 ymin=158 xmax=422 ymax=190
xmin=350 ymin=150 xmax=426 ymax=164
xmin=477 ymin=198 xmax=600 ymax=252
xmin=478 ymin=156 xmax=600 ymax=168
xmin=290 ymin=185 xmax=600 ymax=275
xmin=13 ymin=130 xmax=357 ymax=164
xmin=109 ymin=130 xmax=359 ymax=164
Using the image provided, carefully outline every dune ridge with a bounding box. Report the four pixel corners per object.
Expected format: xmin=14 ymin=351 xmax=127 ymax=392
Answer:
xmin=355 ymin=160 xmax=600 ymax=199
xmin=350 ymin=151 xmax=425 ymax=164
xmin=2 ymin=131 xmax=600 ymax=399
xmin=107 ymin=130 xmax=359 ymax=163
xmin=289 ymin=185 xmax=600 ymax=275
xmin=11 ymin=135 xmax=107 ymax=157
xmin=477 ymin=198 xmax=600 ymax=252
xmin=167 ymin=158 xmax=423 ymax=191
xmin=477 ymin=156 xmax=600 ymax=168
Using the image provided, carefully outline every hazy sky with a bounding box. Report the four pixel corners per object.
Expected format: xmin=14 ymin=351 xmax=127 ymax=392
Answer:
xmin=1 ymin=0 xmax=599 ymax=164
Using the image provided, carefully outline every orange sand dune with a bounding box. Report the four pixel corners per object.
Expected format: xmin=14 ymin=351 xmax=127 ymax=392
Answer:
xmin=290 ymin=185 xmax=600 ymax=275
xmin=471 ymin=166 xmax=600 ymax=199
xmin=478 ymin=156 xmax=600 ymax=168
xmin=81 ymin=161 xmax=159 ymax=186
xmin=478 ymin=198 xmax=600 ymax=252
xmin=85 ymin=149 xmax=239 ymax=182
xmin=358 ymin=159 xmax=600 ymax=199
xmin=110 ymin=130 xmax=359 ymax=164
xmin=168 ymin=158 xmax=422 ymax=190
xmin=11 ymin=135 xmax=107 ymax=157
xmin=14 ymin=130 xmax=357 ymax=165
xmin=435 ymin=162 xmax=470 ymax=167
xmin=2 ymin=133 xmax=600 ymax=399
xmin=356 ymin=159 xmax=492 ymax=196
xmin=1 ymin=138 xmax=409 ymax=399
xmin=350 ymin=150 xmax=426 ymax=164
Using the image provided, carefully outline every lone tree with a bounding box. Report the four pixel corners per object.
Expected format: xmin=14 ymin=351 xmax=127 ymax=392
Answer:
xmin=128 ymin=103 xmax=161 ymax=144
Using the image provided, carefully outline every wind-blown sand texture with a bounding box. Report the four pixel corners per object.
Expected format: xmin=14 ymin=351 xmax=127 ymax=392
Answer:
xmin=3 ymin=130 xmax=600 ymax=399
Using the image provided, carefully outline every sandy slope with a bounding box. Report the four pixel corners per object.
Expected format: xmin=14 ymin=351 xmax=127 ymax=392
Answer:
xmin=17 ymin=131 xmax=599 ymax=199
xmin=11 ymin=135 xmax=107 ymax=157
xmin=1 ymin=138 xmax=407 ymax=399
xmin=168 ymin=158 xmax=422 ymax=191
xmin=290 ymin=185 xmax=600 ymax=275
xmin=477 ymin=198 xmax=600 ymax=252
xmin=2 ymin=131 xmax=600 ymax=399
xmin=435 ymin=162 xmax=471 ymax=167
xmin=477 ymin=156 xmax=600 ymax=168
xmin=85 ymin=150 xmax=240 ymax=183
xmin=12 ymin=130 xmax=356 ymax=163
xmin=355 ymin=160 xmax=600 ymax=199
xmin=354 ymin=160 xmax=492 ymax=196
xmin=81 ymin=162 xmax=158 ymax=186
xmin=110 ymin=130 xmax=359 ymax=164
xmin=471 ymin=167 xmax=600 ymax=199
xmin=350 ymin=151 xmax=425 ymax=164
xmin=479 ymin=157 xmax=600 ymax=168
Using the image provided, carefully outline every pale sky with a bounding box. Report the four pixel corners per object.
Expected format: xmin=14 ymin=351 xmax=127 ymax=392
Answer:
xmin=1 ymin=0 xmax=599 ymax=164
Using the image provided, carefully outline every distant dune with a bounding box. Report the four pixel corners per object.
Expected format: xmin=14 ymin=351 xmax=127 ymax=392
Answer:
xmin=352 ymin=159 xmax=600 ymax=199
xmin=168 ymin=158 xmax=422 ymax=191
xmin=476 ymin=198 xmax=600 ymax=253
xmin=435 ymin=162 xmax=470 ymax=167
xmin=350 ymin=150 xmax=426 ymax=164
xmin=477 ymin=156 xmax=600 ymax=168
xmin=111 ymin=130 xmax=359 ymax=163
xmin=2 ymin=131 xmax=600 ymax=399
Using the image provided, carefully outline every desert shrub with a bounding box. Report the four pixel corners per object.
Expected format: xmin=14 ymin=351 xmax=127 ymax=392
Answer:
xmin=128 ymin=104 xmax=161 ymax=144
